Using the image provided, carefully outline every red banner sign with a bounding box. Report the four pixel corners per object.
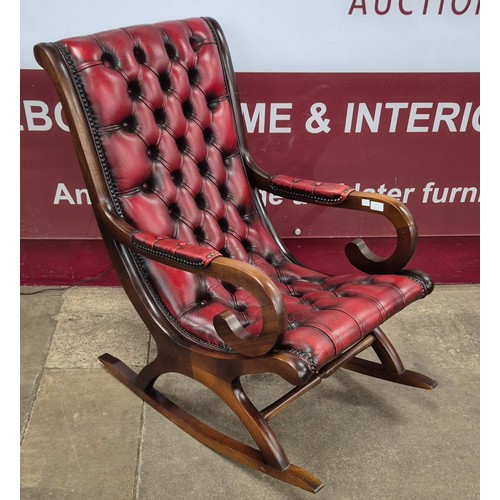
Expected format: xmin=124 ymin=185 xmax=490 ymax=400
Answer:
xmin=21 ymin=70 xmax=479 ymax=242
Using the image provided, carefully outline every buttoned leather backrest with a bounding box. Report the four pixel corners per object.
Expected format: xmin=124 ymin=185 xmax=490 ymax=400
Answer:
xmin=57 ymin=18 xmax=286 ymax=347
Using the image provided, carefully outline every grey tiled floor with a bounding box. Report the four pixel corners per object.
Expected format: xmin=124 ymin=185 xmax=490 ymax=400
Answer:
xmin=20 ymin=285 xmax=479 ymax=499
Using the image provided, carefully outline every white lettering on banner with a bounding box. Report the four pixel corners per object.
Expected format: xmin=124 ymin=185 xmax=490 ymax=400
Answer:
xmin=345 ymin=102 xmax=480 ymax=133
xmin=348 ymin=0 xmax=480 ymax=15
xmin=22 ymin=100 xmax=69 ymax=132
xmin=356 ymin=103 xmax=383 ymax=133
xmin=421 ymin=181 xmax=479 ymax=203
xmin=344 ymin=103 xmax=355 ymax=133
xmin=259 ymin=190 xmax=306 ymax=207
xmin=305 ymin=103 xmax=332 ymax=133
xmin=269 ymin=103 xmax=293 ymax=133
xmin=52 ymin=182 xmax=478 ymax=209
xmin=407 ymin=103 xmax=434 ymax=132
xmin=355 ymin=181 xmax=479 ymax=203
xmin=53 ymin=183 xmax=91 ymax=205
xmin=385 ymin=103 xmax=409 ymax=132
xmin=241 ymin=103 xmax=266 ymax=133
xmin=240 ymin=103 xmax=292 ymax=133
xmin=23 ymin=100 xmax=53 ymax=131
xmin=21 ymin=99 xmax=479 ymax=135
xmin=354 ymin=182 xmax=416 ymax=203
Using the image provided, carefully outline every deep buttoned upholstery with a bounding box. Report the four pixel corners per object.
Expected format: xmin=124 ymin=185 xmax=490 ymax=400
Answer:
xmin=57 ymin=18 xmax=432 ymax=372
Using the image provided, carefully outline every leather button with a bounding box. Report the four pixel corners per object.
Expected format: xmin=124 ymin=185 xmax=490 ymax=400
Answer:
xmin=218 ymin=218 xmax=229 ymax=232
xmin=153 ymin=108 xmax=167 ymax=127
xmin=197 ymin=160 xmax=209 ymax=177
xmin=223 ymin=154 xmax=233 ymax=167
xmin=218 ymin=184 xmax=229 ymax=200
xmin=241 ymin=239 xmax=253 ymax=251
xmin=194 ymin=193 xmax=206 ymax=209
xmin=127 ymin=80 xmax=141 ymax=99
xmin=158 ymin=72 xmax=171 ymax=92
xmin=222 ymin=281 xmax=238 ymax=294
xmin=176 ymin=136 xmax=188 ymax=153
xmin=206 ymin=94 xmax=219 ymax=110
xmin=147 ymin=145 xmax=159 ymax=159
xmin=182 ymin=100 xmax=194 ymax=119
xmin=238 ymin=208 xmax=251 ymax=224
xmin=101 ymin=51 xmax=117 ymax=69
xmin=164 ymin=41 xmax=177 ymax=59
xmin=168 ymin=203 xmax=180 ymax=218
xmin=189 ymin=35 xmax=202 ymax=50
xmin=171 ymin=169 xmax=183 ymax=186
xmin=203 ymin=128 xmax=215 ymax=144
xmin=133 ymin=46 xmax=146 ymax=64
xmin=194 ymin=227 xmax=205 ymax=242
xmin=187 ymin=67 xmax=200 ymax=85
xmin=278 ymin=275 xmax=294 ymax=285
xmin=122 ymin=115 xmax=137 ymax=132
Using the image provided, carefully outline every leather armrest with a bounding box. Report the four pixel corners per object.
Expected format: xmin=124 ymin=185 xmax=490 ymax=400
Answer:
xmin=268 ymin=174 xmax=353 ymax=205
xmin=131 ymin=230 xmax=221 ymax=269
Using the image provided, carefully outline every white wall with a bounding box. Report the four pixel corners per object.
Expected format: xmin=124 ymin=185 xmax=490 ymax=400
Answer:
xmin=21 ymin=0 xmax=479 ymax=72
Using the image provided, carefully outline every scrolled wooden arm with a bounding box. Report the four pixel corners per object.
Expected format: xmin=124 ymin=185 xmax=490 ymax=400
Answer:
xmin=338 ymin=190 xmax=417 ymax=274
xmin=207 ymin=258 xmax=287 ymax=356
xmin=244 ymin=158 xmax=417 ymax=275
xmin=100 ymin=204 xmax=287 ymax=357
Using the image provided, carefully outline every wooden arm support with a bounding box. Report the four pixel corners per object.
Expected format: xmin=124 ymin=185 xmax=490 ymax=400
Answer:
xmin=101 ymin=204 xmax=287 ymax=357
xmin=245 ymin=160 xmax=417 ymax=275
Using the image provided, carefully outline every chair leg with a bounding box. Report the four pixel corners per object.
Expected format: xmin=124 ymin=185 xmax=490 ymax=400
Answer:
xmin=135 ymin=354 xmax=168 ymax=392
xmin=214 ymin=377 xmax=290 ymax=471
xmin=98 ymin=353 xmax=324 ymax=493
xmin=343 ymin=327 xmax=438 ymax=390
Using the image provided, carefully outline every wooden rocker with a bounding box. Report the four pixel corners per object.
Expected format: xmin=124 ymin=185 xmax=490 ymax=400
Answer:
xmin=34 ymin=17 xmax=437 ymax=494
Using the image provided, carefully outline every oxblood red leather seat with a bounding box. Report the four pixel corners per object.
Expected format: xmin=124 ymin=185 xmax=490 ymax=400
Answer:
xmin=34 ymin=18 xmax=436 ymax=493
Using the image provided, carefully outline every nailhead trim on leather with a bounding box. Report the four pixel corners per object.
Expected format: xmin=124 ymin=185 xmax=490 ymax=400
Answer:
xmin=57 ymin=43 xmax=124 ymax=218
xmin=131 ymin=241 xmax=219 ymax=268
xmin=397 ymin=271 xmax=431 ymax=298
xmin=275 ymin=349 xmax=317 ymax=372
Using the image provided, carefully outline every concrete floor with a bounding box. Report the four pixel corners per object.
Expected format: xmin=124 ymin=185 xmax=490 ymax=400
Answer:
xmin=20 ymin=285 xmax=479 ymax=499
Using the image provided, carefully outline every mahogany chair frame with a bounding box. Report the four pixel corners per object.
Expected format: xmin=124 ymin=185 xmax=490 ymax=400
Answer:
xmin=34 ymin=17 xmax=436 ymax=494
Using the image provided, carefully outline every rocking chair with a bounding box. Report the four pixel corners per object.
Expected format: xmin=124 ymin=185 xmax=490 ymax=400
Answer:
xmin=34 ymin=17 xmax=436 ymax=493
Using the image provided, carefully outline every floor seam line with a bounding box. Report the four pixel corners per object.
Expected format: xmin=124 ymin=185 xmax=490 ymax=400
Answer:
xmin=133 ymin=333 xmax=152 ymax=499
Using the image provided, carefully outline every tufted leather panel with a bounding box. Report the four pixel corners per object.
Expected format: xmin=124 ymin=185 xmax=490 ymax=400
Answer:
xmin=57 ymin=18 xmax=432 ymax=372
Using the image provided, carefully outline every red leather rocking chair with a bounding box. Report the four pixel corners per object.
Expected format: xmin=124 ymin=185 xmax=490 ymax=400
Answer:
xmin=34 ymin=17 xmax=436 ymax=493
